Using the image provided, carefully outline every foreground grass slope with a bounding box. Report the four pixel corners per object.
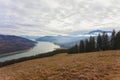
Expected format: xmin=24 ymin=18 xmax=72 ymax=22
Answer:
xmin=0 ymin=50 xmax=120 ymax=80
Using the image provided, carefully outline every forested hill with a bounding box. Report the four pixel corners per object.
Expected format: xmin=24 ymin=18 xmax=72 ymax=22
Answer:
xmin=0 ymin=35 xmax=36 ymax=54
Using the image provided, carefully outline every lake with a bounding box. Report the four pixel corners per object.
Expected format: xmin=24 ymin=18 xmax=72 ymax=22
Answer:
xmin=0 ymin=42 xmax=60 ymax=62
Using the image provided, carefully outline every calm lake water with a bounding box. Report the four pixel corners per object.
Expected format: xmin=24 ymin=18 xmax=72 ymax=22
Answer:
xmin=0 ymin=42 xmax=60 ymax=62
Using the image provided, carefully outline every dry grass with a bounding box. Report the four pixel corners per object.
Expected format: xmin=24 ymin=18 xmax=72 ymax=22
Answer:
xmin=0 ymin=50 xmax=120 ymax=80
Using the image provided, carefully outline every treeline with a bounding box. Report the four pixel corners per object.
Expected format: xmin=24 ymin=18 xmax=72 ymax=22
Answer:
xmin=68 ymin=30 xmax=120 ymax=54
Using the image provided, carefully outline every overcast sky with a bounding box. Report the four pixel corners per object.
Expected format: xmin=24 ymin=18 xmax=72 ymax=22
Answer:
xmin=0 ymin=0 xmax=120 ymax=36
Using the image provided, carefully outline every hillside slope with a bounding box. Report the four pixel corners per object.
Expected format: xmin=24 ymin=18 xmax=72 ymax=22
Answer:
xmin=0 ymin=50 xmax=120 ymax=80
xmin=0 ymin=35 xmax=36 ymax=55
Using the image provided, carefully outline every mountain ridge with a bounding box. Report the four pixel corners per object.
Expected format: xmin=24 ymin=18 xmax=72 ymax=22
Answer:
xmin=36 ymin=30 xmax=112 ymax=48
xmin=0 ymin=34 xmax=36 ymax=55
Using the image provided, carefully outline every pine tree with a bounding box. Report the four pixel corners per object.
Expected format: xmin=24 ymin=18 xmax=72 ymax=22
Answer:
xmin=85 ymin=39 xmax=90 ymax=52
xmin=114 ymin=31 xmax=120 ymax=49
xmin=97 ymin=34 xmax=102 ymax=51
xmin=111 ymin=30 xmax=116 ymax=49
xmin=79 ymin=40 xmax=85 ymax=53
xmin=88 ymin=36 xmax=96 ymax=52
xmin=68 ymin=44 xmax=79 ymax=54
xmin=101 ymin=32 xmax=109 ymax=50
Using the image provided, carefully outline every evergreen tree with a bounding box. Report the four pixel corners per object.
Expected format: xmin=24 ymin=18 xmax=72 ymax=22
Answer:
xmin=111 ymin=30 xmax=116 ymax=49
xmin=68 ymin=44 xmax=78 ymax=54
xmin=85 ymin=39 xmax=90 ymax=52
xmin=89 ymin=36 xmax=96 ymax=52
xmin=101 ymin=32 xmax=109 ymax=50
xmin=93 ymin=37 xmax=96 ymax=51
xmin=97 ymin=34 xmax=102 ymax=51
xmin=79 ymin=40 xmax=85 ymax=53
xmin=114 ymin=31 xmax=120 ymax=49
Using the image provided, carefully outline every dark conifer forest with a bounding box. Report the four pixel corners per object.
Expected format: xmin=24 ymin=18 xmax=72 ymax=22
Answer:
xmin=68 ymin=30 xmax=120 ymax=54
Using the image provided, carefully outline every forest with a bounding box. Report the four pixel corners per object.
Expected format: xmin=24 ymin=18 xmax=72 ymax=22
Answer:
xmin=68 ymin=30 xmax=120 ymax=54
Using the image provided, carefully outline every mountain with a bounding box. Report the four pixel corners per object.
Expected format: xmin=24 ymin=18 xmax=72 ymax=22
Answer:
xmin=70 ymin=29 xmax=112 ymax=36
xmin=21 ymin=35 xmax=41 ymax=41
xmin=36 ymin=35 xmax=87 ymax=48
xmin=36 ymin=30 xmax=112 ymax=48
xmin=36 ymin=35 xmax=88 ymax=48
xmin=0 ymin=35 xmax=36 ymax=55
xmin=88 ymin=30 xmax=112 ymax=35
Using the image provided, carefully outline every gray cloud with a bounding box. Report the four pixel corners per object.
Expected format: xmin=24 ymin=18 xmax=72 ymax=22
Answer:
xmin=0 ymin=0 xmax=120 ymax=36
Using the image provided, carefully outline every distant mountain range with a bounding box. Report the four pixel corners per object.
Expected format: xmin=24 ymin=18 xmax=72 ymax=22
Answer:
xmin=0 ymin=35 xmax=36 ymax=55
xmin=36 ymin=30 xmax=112 ymax=48
xmin=70 ymin=29 xmax=112 ymax=36
xmin=87 ymin=30 xmax=112 ymax=35
xmin=0 ymin=30 xmax=112 ymax=55
xmin=21 ymin=36 xmax=41 ymax=41
xmin=36 ymin=35 xmax=89 ymax=48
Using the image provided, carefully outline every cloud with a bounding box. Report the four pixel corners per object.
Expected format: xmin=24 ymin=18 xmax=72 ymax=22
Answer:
xmin=0 ymin=0 xmax=120 ymax=36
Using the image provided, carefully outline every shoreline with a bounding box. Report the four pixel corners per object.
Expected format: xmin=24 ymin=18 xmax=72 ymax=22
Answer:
xmin=0 ymin=48 xmax=67 ymax=67
xmin=0 ymin=42 xmax=62 ymax=62
xmin=0 ymin=47 xmax=34 ymax=58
